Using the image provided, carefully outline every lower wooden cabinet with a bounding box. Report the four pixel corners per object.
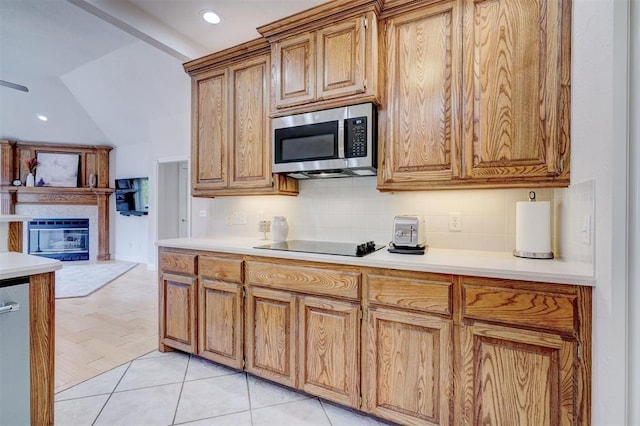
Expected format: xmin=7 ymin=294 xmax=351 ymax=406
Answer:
xmin=245 ymin=287 xmax=362 ymax=408
xmin=159 ymin=273 xmax=197 ymax=353
xmin=199 ymin=279 xmax=244 ymax=369
xmin=365 ymin=307 xmax=453 ymax=426
xmin=158 ymin=249 xmax=591 ymax=425
xmin=245 ymin=286 xmax=298 ymax=388
xmin=461 ymin=323 xmax=577 ymax=425
xmin=299 ymin=296 xmax=360 ymax=407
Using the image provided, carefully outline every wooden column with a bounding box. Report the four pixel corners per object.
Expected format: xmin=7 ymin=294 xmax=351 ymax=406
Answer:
xmin=29 ymin=271 xmax=56 ymax=426
xmin=96 ymin=193 xmax=111 ymax=260
xmin=8 ymin=221 xmax=23 ymax=252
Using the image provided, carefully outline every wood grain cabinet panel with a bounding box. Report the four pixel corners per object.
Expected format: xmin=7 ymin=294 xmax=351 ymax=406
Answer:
xmin=316 ymin=16 xmax=367 ymax=100
xmin=199 ymin=255 xmax=243 ymax=283
xmin=245 ymin=287 xmax=298 ymax=388
xmin=159 ymin=251 xmax=197 ymax=275
xmin=299 ymin=296 xmax=360 ymax=408
xmin=229 ymin=55 xmax=272 ymax=189
xmin=192 ymin=69 xmax=228 ymax=190
xmin=367 ymin=273 xmax=453 ymax=316
xmin=198 ymin=279 xmax=244 ymax=369
xmin=378 ymin=1 xmax=462 ymax=190
xmin=461 ymin=323 xmax=577 ymax=425
xmin=273 ymin=33 xmax=316 ymax=108
xmin=463 ymin=284 xmax=576 ymax=334
xmin=160 ymin=273 xmax=197 ymax=353
xmin=462 ymin=0 xmax=570 ymax=184
xmin=246 ymin=261 xmax=360 ymax=299
xmin=365 ymin=307 xmax=453 ymax=425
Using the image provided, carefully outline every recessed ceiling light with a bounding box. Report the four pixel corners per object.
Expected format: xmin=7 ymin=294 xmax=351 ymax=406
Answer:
xmin=202 ymin=10 xmax=221 ymax=24
xmin=37 ymin=114 xmax=48 ymax=121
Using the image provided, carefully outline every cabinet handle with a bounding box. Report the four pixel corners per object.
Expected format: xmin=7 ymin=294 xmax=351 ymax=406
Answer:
xmin=0 ymin=302 xmax=20 ymax=314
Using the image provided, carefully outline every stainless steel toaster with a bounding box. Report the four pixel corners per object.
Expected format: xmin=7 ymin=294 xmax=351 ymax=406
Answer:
xmin=392 ymin=215 xmax=424 ymax=247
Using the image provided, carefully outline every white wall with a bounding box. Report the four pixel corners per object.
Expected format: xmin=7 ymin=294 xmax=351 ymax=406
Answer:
xmin=112 ymin=142 xmax=150 ymax=262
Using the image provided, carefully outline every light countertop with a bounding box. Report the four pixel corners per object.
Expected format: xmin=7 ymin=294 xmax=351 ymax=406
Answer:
xmin=0 ymin=252 xmax=62 ymax=280
xmin=156 ymin=237 xmax=595 ymax=286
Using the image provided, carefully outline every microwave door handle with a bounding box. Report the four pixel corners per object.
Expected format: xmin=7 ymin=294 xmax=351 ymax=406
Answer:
xmin=338 ymin=119 xmax=345 ymax=159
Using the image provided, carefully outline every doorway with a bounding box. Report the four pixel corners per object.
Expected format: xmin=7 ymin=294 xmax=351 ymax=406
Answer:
xmin=157 ymin=160 xmax=190 ymax=240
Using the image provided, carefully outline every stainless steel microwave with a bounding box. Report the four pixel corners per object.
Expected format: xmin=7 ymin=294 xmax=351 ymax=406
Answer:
xmin=272 ymin=103 xmax=377 ymax=179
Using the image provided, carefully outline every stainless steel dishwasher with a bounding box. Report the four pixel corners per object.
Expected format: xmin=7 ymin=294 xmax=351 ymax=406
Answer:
xmin=0 ymin=276 xmax=30 ymax=425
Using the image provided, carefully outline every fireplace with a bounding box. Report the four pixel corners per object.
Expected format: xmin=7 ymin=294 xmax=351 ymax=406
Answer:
xmin=28 ymin=218 xmax=90 ymax=261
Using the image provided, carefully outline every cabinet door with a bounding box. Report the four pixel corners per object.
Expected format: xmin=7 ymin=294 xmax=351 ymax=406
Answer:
xmin=198 ymin=279 xmax=243 ymax=369
xmin=462 ymin=0 xmax=568 ymax=182
xmin=365 ymin=309 xmax=454 ymax=425
xmin=462 ymin=323 xmax=577 ymax=425
xmin=365 ymin=308 xmax=453 ymax=426
xmin=316 ymin=15 xmax=367 ymax=100
xmin=160 ymin=273 xmax=197 ymax=353
xmin=379 ymin=1 xmax=462 ymax=189
xmin=229 ymin=54 xmax=272 ymax=190
xmin=245 ymin=287 xmax=297 ymax=388
xmin=298 ymin=296 xmax=360 ymax=408
xmin=192 ymin=69 xmax=228 ymax=190
xmin=273 ymin=33 xmax=316 ymax=108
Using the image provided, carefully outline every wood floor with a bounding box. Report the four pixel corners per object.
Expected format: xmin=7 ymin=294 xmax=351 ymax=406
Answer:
xmin=55 ymin=264 xmax=158 ymax=393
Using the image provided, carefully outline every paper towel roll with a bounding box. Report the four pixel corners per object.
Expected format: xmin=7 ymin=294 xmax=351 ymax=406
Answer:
xmin=515 ymin=200 xmax=553 ymax=258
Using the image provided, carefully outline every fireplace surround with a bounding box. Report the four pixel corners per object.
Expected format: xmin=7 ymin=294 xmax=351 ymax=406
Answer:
xmin=0 ymin=140 xmax=113 ymax=260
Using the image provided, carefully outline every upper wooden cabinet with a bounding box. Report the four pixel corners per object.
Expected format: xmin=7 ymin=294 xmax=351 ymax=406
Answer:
xmin=184 ymin=39 xmax=298 ymax=197
xmin=258 ymin=0 xmax=380 ymax=114
xmin=378 ymin=1 xmax=462 ymax=188
xmin=462 ymin=0 xmax=570 ymax=184
xmin=378 ymin=0 xmax=571 ymax=190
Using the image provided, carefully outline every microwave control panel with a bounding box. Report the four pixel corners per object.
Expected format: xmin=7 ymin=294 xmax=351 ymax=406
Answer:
xmin=345 ymin=117 xmax=367 ymax=158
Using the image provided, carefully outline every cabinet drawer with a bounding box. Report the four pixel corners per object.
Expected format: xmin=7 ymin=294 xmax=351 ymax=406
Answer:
xmin=367 ymin=274 xmax=452 ymax=316
xmin=199 ymin=256 xmax=243 ymax=283
xmin=246 ymin=261 xmax=360 ymax=299
xmin=462 ymin=283 xmax=576 ymax=333
xmin=160 ymin=251 xmax=197 ymax=275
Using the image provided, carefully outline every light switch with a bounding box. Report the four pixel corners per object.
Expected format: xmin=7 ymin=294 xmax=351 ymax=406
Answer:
xmin=581 ymin=215 xmax=591 ymax=245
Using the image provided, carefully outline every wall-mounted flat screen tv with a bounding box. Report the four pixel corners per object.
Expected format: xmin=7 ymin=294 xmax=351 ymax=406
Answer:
xmin=115 ymin=177 xmax=149 ymax=216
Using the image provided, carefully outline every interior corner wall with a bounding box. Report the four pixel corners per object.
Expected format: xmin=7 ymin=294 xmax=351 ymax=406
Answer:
xmin=148 ymin=111 xmax=191 ymax=269
xmin=572 ymin=0 xmax=628 ymax=423
xmin=112 ymin=142 xmax=150 ymax=264
xmin=628 ymin=0 xmax=639 ymax=423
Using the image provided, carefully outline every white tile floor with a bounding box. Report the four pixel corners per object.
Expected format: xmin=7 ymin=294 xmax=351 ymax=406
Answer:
xmin=54 ymin=350 xmax=393 ymax=425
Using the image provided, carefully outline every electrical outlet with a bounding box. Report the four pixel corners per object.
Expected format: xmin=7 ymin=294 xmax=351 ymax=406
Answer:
xmin=199 ymin=209 xmax=208 ymax=218
xmin=448 ymin=212 xmax=462 ymax=232
xmin=231 ymin=211 xmax=247 ymax=225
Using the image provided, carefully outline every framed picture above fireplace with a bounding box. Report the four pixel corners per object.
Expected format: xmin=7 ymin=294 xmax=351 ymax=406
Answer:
xmin=35 ymin=152 xmax=79 ymax=187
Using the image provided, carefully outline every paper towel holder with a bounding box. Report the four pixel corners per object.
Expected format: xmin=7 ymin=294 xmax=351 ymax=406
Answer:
xmin=512 ymin=191 xmax=555 ymax=259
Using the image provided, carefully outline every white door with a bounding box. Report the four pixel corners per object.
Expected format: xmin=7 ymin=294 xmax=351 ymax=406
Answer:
xmin=157 ymin=160 xmax=189 ymax=240
xmin=178 ymin=161 xmax=189 ymax=237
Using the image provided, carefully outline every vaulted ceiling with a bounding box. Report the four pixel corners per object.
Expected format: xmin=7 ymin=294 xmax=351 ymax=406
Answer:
xmin=0 ymin=0 xmax=328 ymax=147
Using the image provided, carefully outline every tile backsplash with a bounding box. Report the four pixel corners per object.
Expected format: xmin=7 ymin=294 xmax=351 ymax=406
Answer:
xmin=202 ymin=177 xmax=589 ymax=255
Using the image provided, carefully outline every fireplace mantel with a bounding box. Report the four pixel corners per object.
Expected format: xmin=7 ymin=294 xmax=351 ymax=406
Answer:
xmin=0 ymin=140 xmax=114 ymax=260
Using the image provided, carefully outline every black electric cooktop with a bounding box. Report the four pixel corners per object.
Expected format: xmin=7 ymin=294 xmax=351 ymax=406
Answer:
xmin=254 ymin=240 xmax=385 ymax=257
